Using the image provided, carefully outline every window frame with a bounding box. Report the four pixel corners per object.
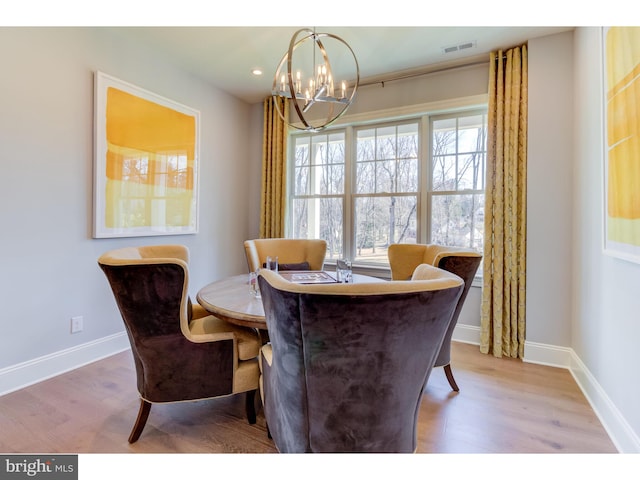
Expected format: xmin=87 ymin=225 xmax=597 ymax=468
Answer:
xmin=285 ymin=96 xmax=488 ymax=274
xmin=427 ymin=110 xmax=487 ymax=252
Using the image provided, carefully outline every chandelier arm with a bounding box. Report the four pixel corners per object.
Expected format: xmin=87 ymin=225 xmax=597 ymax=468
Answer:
xmin=288 ymin=29 xmax=314 ymax=129
xmin=272 ymin=29 xmax=315 ymax=128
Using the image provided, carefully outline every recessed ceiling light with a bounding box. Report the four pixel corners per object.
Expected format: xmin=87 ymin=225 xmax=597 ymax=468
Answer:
xmin=251 ymin=68 xmax=263 ymax=76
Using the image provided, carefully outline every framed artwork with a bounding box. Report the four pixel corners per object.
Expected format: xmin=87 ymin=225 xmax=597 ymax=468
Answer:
xmin=602 ymin=27 xmax=640 ymax=263
xmin=93 ymin=71 xmax=200 ymax=238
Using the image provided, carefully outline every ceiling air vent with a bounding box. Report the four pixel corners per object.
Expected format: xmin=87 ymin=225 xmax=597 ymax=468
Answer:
xmin=442 ymin=41 xmax=477 ymax=55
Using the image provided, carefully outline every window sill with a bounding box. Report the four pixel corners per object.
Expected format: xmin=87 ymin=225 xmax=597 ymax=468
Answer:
xmin=325 ymin=261 xmax=482 ymax=286
xmin=324 ymin=261 xmax=391 ymax=280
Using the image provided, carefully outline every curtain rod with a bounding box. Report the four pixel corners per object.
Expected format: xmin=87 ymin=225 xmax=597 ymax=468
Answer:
xmin=359 ymin=58 xmax=489 ymax=88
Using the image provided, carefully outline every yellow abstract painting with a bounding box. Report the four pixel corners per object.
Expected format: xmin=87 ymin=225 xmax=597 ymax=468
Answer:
xmin=604 ymin=27 xmax=640 ymax=262
xmin=93 ymin=72 xmax=199 ymax=238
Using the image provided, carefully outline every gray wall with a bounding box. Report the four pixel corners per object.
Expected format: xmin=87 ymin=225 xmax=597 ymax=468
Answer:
xmin=0 ymin=27 xmax=256 ymax=368
xmin=527 ymin=32 xmax=574 ymax=346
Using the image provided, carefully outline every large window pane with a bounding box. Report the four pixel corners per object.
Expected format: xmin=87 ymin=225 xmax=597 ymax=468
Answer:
xmin=431 ymin=193 xmax=484 ymax=250
xmin=292 ymin=197 xmax=344 ymax=258
xmin=458 ymin=114 xmax=485 ymax=152
xmin=356 ymin=128 xmax=375 ymax=161
xmin=432 ymin=118 xmax=457 ymax=155
xmin=432 ymin=113 xmax=486 ymax=193
xmin=294 ymin=165 xmax=309 ymax=195
xmin=432 ymin=154 xmax=457 ymax=191
xmin=294 ymin=133 xmax=345 ymax=195
xmin=327 ymin=132 xmax=345 ymax=164
xmin=375 ymin=160 xmax=395 ymax=192
xmin=356 ymin=122 xmax=419 ymax=195
xmin=354 ymin=195 xmax=417 ymax=264
xmin=294 ymin=137 xmax=310 ymax=195
xmin=376 ymin=125 xmax=396 ymax=160
xmin=397 ymin=158 xmax=418 ymax=191
xmin=355 ymin=160 xmax=374 ymax=194
xmin=397 ymin=123 xmax=418 ymax=158
xmin=323 ymin=165 xmax=344 ymax=195
xmin=458 ymin=153 xmax=485 ymax=190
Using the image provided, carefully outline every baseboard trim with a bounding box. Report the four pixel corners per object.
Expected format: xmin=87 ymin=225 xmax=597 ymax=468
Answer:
xmin=522 ymin=340 xmax=573 ymax=367
xmin=452 ymin=323 xmax=481 ymax=345
xmin=0 ymin=332 xmax=130 ymax=397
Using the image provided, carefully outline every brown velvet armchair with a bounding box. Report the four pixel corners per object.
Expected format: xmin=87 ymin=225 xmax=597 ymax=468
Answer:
xmin=243 ymin=238 xmax=327 ymax=272
xmin=98 ymin=245 xmax=261 ymax=443
xmin=257 ymin=267 xmax=463 ymax=453
xmin=387 ymin=243 xmax=482 ymax=392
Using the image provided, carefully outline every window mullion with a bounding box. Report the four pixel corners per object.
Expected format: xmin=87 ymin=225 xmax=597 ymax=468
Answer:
xmin=420 ymin=115 xmax=430 ymax=244
xmin=343 ymin=125 xmax=354 ymax=260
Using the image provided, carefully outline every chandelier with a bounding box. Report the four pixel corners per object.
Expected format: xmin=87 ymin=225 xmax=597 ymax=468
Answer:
xmin=272 ymin=28 xmax=360 ymax=132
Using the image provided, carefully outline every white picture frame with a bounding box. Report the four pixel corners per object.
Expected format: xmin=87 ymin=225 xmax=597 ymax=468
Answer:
xmin=602 ymin=27 xmax=640 ymax=263
xmin=93 ymin=71 xmax=200 ymax=238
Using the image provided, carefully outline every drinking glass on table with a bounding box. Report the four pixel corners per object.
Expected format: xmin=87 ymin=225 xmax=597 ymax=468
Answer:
xmin=336 ymin=258 xmax=352 ymax=283
xmin=265 ymin=256 xmax=279 ymax=272
xmin=249 ymin=270 xmax=261 ymax=298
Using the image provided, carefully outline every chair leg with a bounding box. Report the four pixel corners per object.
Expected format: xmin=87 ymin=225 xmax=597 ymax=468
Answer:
xmin=128 ymin=399 xmax=152 ymax=443
xmin=443 ymin=364 xmax=460 ymax=392
xmin=245 ymin=390 xmax=257 ymax=424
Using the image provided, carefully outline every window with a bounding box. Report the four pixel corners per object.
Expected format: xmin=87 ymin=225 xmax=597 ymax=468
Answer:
xmin=430 ymin=113 xmax=486 ymax=252
xmin=287 ymin=108 xmax=487 ymax=267
xmin=353 ymin=122 xmax=419 ymax=264
xmin=290 ymin=132 xmax=346 ymax=259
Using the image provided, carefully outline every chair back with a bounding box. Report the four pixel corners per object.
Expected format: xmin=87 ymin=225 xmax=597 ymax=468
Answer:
xmin=388 ymin=243 xmax=482 ymax=368
xmin=98 ymin=245 xmax=235 ymax=402
xmin=243 ymin=238 xmax=327 ymax=272
xmin=257 ymin=267 xmax=463 ymax=453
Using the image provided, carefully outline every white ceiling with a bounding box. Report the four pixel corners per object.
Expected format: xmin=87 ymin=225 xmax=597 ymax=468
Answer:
xmin=106 ymin=26 xmax=574 ymax=104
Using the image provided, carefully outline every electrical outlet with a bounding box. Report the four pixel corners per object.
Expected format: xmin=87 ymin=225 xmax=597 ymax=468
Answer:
xmin=71 ymin=316 xmax=83 ymax=334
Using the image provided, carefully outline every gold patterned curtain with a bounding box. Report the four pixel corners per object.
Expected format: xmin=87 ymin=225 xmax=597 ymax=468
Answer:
xmin=259 ymin=96 xmax=288 ymax=238
xmin=480 ymin=45 xmax=528 ymax=359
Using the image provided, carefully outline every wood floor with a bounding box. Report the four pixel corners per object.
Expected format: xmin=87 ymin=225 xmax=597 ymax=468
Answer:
xmin=0 ymin=342 xmax=617 ymax=454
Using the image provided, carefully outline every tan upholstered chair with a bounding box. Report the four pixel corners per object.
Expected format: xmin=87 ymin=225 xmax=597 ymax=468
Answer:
xmin=388 ymin=243 xmax=482 ymax=392
xmin=98 ymin=245 xmax=261 ymax=443
xmin=257 ymin=267 xmax=463 ymax=453
xmin=243 ymin=238 xmax=327 ymax=272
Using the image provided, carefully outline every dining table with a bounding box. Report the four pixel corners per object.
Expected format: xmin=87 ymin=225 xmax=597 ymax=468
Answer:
xmin=196 ymin=271 xmax=385 ymax=333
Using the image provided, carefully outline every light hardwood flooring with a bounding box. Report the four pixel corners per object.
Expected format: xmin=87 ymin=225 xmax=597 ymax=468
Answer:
xmin=0 ymin=342 xmax=617 ymax=454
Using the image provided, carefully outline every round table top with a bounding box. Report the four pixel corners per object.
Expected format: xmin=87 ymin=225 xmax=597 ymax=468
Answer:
xmin=197 ymin=274 xmax=266 ymax=329
xmin=196 ymin=272 xmax=384 ymax=330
